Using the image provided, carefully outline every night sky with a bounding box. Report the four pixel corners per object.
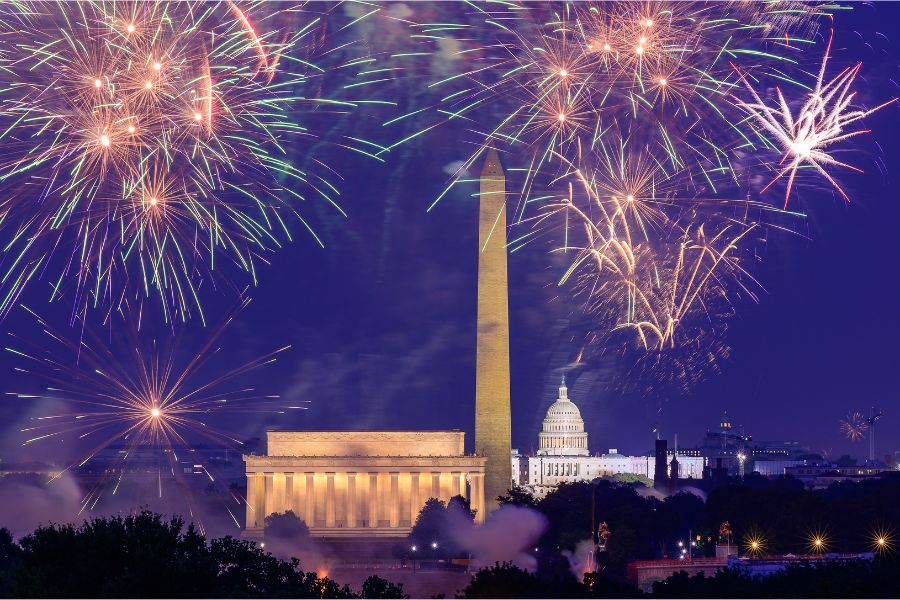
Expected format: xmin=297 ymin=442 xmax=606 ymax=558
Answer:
xmin=1 ymin=2 xmax=899 ymax=464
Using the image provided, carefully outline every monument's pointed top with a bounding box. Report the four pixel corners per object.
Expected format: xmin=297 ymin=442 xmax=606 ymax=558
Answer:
xmin=481 ymin=145 xmax=504 ymax=177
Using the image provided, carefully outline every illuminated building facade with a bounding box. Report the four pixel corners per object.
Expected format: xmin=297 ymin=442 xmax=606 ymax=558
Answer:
xmin=244 ymin=431 xmax=486 ymax=538
xmin=518 ymin=378 xmax=704 ymax=497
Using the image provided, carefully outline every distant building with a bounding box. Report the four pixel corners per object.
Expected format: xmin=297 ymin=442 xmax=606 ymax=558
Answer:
xmin=628 ymin=553 xmax=874 ymax=593
xmin=785 ymin=464 xmax=892 ymax=489
xmin=516 ymin=378 xmax=704 ymax=497
xmin=752 ymin=459 xmax=807 ymax=477
xmin=628 ymin=557 xmax=727 ymax=592
xmin=890 ymin=451 xmax=900 ymax=470
xmin=510 ymin=449 xmax=527 ymax=487
xmin=654 ymin=439 xmax=668 ymax=492
xmin=675 ymin=412 xmax=810 ymax=476
xmin=728 ymin=553 xmax=874 ymax=577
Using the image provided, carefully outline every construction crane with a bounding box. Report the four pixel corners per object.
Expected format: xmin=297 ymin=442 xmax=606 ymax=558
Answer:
xmin=867 ymin=408 xmax=884 ymax=463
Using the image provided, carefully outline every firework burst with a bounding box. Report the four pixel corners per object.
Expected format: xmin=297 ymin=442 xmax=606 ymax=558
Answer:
xmin=738 ymin=34 xmax=896 ymax=207
xmin=397 ymin=1 xmax=835 ymax=210
xmin=530 ymin=141 xmax=770 ymax=392
xmin=383 ymin=2 xmax=862 ymax=393
xmin=840 ymin=410 xmax=869 ymax=441
xmin=0 ymin=1 xmax=380 ymax=323
xmin=6 ymin=301 xmax=298 ymax=494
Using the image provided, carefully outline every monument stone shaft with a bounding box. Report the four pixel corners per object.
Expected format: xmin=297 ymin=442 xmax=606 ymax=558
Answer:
xmin=475 ymin=147 xmax=512 ymax=513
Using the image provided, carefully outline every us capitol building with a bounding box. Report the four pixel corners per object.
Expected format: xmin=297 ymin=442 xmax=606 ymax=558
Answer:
xmin=512 ymin=376 xmax=704 ymax=498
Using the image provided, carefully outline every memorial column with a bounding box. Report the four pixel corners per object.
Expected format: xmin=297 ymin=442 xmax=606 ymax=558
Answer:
xmin=347 ymin=472 xmax=357 ymax=528
xmin=325 ymin=472 xmax=336 ymax=528
xmin=389 ymin=472 xmax=399 ymax=528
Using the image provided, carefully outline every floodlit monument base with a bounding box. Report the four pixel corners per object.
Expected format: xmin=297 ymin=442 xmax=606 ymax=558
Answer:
xmin=243 ymin=431 xmax=486 ymax=538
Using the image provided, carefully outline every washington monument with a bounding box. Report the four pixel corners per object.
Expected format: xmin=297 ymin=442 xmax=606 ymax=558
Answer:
xmin=475 ymin=147 xmax=512 ymax=513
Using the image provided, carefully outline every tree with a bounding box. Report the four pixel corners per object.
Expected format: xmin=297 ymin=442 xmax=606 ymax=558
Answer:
xmin=7 ymin=510 xmax=356 ymax=598
xmin=405 ymin=496 xmax=473 ymax=560
xmin=12 ymin=511 xmax=214 ymax=597
xmin=209 ymin=536 xmax=353 ymax=598
xmin=359 ymin=575 xmax=407 ymax=599
xmin=460 ymin=563 xmax=587 ymax=599
xmin=264 ymin=511 xmax=311 ymax=542
xmin=612 ymin=473 xmax=653 ymax=487
xmin=649 ymin=558 xmax=900 ymax=598
xmin=582 ymin=573 xmax=643 ymax=598
xmin=835 ymin=454 xmax=858 ymax=467
xmin=0 ymin=528 xmax=19 ymax=597
xmin=460 ymin=563 xmax=537 ymax=598
xmin=263 ymin=510 xmax=314 ymax=562
xmin=498 ymin=486 xmax=537 ymax=508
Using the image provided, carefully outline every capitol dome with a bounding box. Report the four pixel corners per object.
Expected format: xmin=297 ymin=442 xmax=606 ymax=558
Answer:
xmin=538 ymin=376 xmax=589 ymax=456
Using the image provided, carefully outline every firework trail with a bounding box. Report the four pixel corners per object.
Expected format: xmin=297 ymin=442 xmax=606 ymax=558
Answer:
xmin=536 ymin=143 xmax=766 ymax=391
xmin=0 ymin=1 xmax=386 ymax=323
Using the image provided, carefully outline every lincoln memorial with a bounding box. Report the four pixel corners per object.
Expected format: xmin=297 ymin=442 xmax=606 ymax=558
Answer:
xmin=244 ymin=430 xmax=487 ymax=538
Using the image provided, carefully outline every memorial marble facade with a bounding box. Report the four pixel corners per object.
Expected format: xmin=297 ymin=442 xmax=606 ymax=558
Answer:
xmin=244 ymin=431 xmax=487 ymax=538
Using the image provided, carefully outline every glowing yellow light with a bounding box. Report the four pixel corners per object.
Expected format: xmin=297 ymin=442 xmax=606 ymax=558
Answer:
xmin=194 ymin=112 xmax=203 ymax=121
xmin=751 ymin=541 xmax=758 ymax=549
xmin=144 ymin=81 xmax=153 ymax=90
xmin=150 ymin=407 xmax=161 ymax=417
xmin=626 ymin=194 xmax=635 ymax=202
xmin=153 ymin=62 xmax=162 ymax=71
xmin=603 ymin=43 xmax=611 ymax=52
xmin=126 ymin=23 xmax=135 ymax=33
xmin=871 ymin=531 xmax=892 ymax=552
xmin=659 ymin=78 xmax=667 ymax=86
xmin=149 ymin=197 xmax=159 ymax=207
xmin=127 ymin=125 xmax=136 ymax=134
xmin=559 ymin=68 xmax=568 ymax=77
xmin=635 ymin=46 xmax=644 ymax=55
xmin=639 ymin=36 xmax=647 ymax=44
xmin=94 ymin=78 xmax=102 ymax=88
xmin=814 ymin=537 xmax=823 ymax=547
xmin=100 ymin=134 xmax=110 ymax=147
xmin=645 ymin=18 xmax=654 ymax=27
xmin=557 ymin=113 xmax=566 ymax=122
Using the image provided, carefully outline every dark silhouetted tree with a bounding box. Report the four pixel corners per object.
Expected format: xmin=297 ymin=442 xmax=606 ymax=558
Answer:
xmin=460 ymin=562 xmax=587 ymax=599
xmin=405 ymin=496 xmax=473 ymax=560
xmin=360 ymin=575 xmax=407 ymax=599
xmin=498 ymin=486 xmax=537 ymax=508
xmin=0 ymin=528 xmax=19 ymax=597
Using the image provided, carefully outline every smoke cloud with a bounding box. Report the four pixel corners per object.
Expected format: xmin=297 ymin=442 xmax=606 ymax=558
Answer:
xmin=451 ymin=505 xmax=548 ymax=571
